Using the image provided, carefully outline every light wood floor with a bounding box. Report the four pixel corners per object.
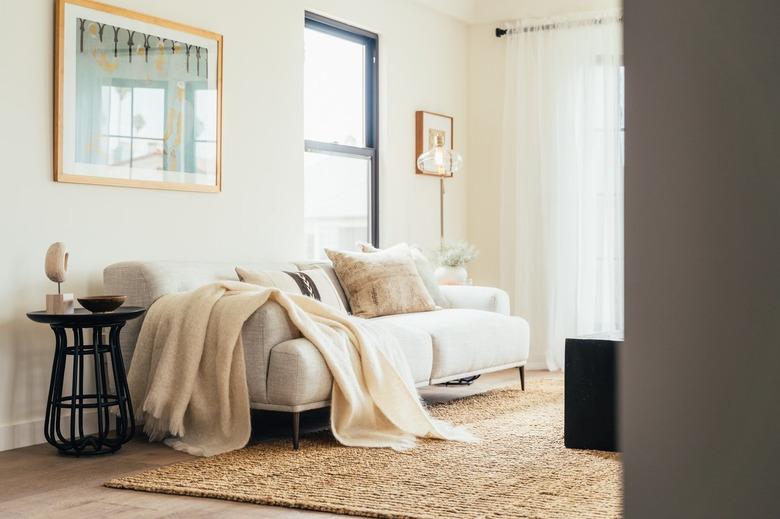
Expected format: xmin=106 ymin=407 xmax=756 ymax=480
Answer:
xmin=0 ymin=369 xmax=561 ymax=518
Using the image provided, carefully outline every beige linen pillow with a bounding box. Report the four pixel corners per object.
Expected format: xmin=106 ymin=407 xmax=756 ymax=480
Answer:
xmin=235 ymin=267 xmax=346 ymax=312
xmin=357 ymin=241 xmax=449 ymax=308
xmin=325 ymin=245 xmax=436 ymax=318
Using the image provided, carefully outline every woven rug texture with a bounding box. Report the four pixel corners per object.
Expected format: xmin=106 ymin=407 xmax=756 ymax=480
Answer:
xmin=105 ymin=378 xmax=622 ymax=518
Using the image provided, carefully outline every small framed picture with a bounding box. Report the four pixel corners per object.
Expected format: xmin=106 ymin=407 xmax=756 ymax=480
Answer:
xmin=415 ymin=111 xmax=454 ymax=177
xmin=55 ymin=0 xmax=223 ymax=192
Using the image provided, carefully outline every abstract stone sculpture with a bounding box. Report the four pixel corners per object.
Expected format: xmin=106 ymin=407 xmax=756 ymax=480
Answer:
xmin=44 ymin=242 xmax=74 ymax=314
xmin=45 ymin=242 xmax=69 ymax=292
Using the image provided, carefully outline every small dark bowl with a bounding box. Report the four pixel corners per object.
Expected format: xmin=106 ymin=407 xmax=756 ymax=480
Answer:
xmin=77 ymin=295 xmax=127 ymax=313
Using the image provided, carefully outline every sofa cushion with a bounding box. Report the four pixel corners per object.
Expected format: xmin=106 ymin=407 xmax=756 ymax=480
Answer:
xmin=375 ymin=309 xmax=530 ymax=382
xmin=294 ymin=260 xmax=352 ymax=313
xmin=236 ymin=267 xmax=347 ymax=312
xmin=326 ymin=246 xmax=435 ymax=318
xmin=264 ymin=320 xmax=433 ymax=406
xmin=357 ymin=242 xmax=450 ymax=308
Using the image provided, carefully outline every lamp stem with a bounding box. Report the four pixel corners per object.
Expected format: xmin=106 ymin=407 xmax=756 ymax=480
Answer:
xmin=440 ymin=177 xmax=445 ymax=240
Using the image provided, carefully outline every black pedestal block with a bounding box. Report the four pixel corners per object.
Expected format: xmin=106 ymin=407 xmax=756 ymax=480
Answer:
xmin=564 ymin=336 xmax=620 ymax=452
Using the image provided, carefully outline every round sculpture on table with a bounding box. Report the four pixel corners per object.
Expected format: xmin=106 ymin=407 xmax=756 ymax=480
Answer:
xmin=45 ymin=242 xmax=69 ymax=287
xmin=44 ymin=242 xmax=74 ymax=314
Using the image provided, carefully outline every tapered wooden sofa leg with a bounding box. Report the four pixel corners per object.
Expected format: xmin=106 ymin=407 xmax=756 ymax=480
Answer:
xmin=292 ymin=412 xmax=300 ymax=450
xmin=519 ymin=365 xmax=525 ymax=391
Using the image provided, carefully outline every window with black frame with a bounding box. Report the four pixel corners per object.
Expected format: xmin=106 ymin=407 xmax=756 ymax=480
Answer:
xmin=303 ymin=13 xmax=378 ymax=259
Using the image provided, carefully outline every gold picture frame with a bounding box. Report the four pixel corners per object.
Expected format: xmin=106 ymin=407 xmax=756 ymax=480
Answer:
xmin=415 ymin=110 xmax=454 ymax=177
xmin=54 ymin=0 xmax=223 ymax=192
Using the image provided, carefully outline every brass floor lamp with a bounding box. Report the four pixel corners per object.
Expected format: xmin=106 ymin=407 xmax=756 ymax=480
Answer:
xmin=416 ymin=134 xmax=463 ymax=239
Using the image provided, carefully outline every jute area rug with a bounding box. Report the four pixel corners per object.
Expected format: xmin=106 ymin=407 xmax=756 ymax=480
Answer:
xmin=105 ymin=379 xmax=622 ymax=518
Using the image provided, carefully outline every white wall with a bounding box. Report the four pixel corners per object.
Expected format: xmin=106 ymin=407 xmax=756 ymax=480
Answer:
xmin=0 ymin=0 xmax=468 ymax=450
xmin=466 ymin=0 xmax=620 ymax=369
xmin=466 ymin=22 xmax=505 ymax=289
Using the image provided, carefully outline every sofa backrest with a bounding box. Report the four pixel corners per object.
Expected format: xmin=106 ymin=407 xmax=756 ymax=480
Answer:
xmin=104 ymin=260 xmax=297 ymax=365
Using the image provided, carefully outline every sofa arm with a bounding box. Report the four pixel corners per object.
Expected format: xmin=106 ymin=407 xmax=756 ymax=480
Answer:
xmin=439 ymin=285 xmax=510 ymax=315
xmin=242 ymin=301 xmax=302 ymax=404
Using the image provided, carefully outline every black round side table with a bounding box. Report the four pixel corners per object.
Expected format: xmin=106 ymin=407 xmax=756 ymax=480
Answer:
xmin=27 ymin=307 xmax=145 ymax=456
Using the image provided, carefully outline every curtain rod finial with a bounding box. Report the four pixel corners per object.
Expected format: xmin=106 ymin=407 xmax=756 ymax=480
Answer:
xmin=495 ymin=28 xmax=508 ymax=38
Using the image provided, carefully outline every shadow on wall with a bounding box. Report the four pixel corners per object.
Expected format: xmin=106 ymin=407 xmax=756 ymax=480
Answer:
xmin=0 ymin=293 xmax=51 ymax=448
xmin=0 ymin=271 xmax=106 ymax=450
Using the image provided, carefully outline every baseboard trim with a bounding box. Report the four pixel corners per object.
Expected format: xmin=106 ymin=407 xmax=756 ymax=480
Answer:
xmin=0 ymin=419 xmax=45 ymax=452
xmin=0 ymin=411 xmax=99 ymax=452
xmin=525 ymin=361 xmax=549 ymax=371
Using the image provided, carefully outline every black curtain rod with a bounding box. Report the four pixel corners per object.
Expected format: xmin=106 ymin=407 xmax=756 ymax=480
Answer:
xmin=496 ymin=15 xmax=622 ymax=38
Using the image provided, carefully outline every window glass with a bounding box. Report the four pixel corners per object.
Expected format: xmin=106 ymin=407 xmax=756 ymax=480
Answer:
xmin=304 ymin=28 xmax=366 ymax=146
xmin=304 ymin=152 xmax=370 ymax=259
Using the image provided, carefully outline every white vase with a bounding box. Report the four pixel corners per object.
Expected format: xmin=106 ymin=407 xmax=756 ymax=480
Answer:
xmin=435 ymin=265 xmax=468 ymax=285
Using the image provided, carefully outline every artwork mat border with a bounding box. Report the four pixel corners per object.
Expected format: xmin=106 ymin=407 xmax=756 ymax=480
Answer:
xmin=414 ymin=110 xmax=454 ymax=178
xmin=54 ymin=0 xmax=223 ymax=192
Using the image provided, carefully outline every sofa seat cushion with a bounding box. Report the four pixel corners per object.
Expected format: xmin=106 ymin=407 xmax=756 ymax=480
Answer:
xmin=375 ymin=309 xmax=530 ymax=382
xmin=264 ymin=320 xmax=433 ymax=407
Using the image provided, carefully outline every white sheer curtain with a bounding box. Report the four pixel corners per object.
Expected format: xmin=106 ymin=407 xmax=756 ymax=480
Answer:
xmin=499 ymin=11 xmax=624 ymax=371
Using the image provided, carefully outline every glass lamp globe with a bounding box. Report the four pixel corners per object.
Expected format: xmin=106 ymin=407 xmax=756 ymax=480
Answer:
xmin=417 ymin=134 xmax=463 ymax=176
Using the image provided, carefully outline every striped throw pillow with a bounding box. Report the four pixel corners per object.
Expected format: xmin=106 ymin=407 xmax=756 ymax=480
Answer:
xmin=235 ymin=267 xmax=347 ymax=312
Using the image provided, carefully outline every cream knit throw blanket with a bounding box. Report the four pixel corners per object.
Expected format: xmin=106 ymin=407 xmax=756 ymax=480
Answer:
xmin=128 ymin=281 xmax=475 ymax=456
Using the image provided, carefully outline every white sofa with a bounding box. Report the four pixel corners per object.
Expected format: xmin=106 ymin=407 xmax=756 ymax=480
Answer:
xmin=104 ymin=260 xmax=530 ymax=448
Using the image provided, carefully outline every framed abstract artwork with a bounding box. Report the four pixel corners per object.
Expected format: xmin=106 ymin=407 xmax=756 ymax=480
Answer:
xmin=55 ymin=0 xmax=223 ymax=192
xmin=414 ymin=111 xmax=454 ymax=177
